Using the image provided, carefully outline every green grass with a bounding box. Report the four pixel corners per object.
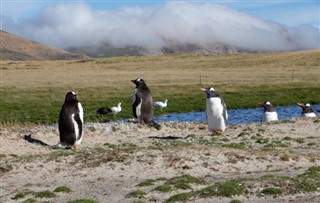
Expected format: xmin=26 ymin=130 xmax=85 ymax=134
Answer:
xmin=126 ymin=166 xmax=320 ymax=202
xmin=261 ymin=187 xmax=283 ymax=196
xmin=153 ymin=185 xmax=173 ymax=193
xmin=1 ymin=86 xmax=319 ymax=125
xmin=137 ymin=179 xmax=156 ymax=187
xmin=54 ymin=186 xmax=72 ymax=193
xmin=125 ymin=190 xmax=147 ymax=198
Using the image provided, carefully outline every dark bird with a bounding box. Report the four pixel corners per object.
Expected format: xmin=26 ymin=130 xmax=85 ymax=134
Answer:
xmin=297 ymin=103 xmax=317 ymax=117
xmin=131 ymin=78 xmax=161 ymax=130
xmin=57 ymin=91 xmax=83 ymax=149
xmin=96 ymin=107 xmax=112 ymax=115
xmin=97 ymin=102 xmax=122 ymax=116
xmin=201 ymin=87 xmax=228 ymax=134
xmin=257 ymin=101 xmax=278 ymax=122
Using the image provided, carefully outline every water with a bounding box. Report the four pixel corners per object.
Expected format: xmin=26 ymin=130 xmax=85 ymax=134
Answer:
xmin=153 ymin=104 xmax=320 ymax=125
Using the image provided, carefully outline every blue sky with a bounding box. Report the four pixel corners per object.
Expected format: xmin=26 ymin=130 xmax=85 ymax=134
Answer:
xmin=2 ymin=0 xmax=319 ymax=28
xmin=1 ymin=0 xmax=319 ymax=51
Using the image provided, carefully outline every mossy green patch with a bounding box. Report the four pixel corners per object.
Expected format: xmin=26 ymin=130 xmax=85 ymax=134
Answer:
xmin=261 ymin=187 xmax=282 ymax=196
xmin=197 ymin=181 xmax=245 ymax=197
xmin=54 ymin=186 xmax=72 ymax=193
xmin=126 ymin=190 xmax=146 ymax=198
xmin=33 ymin=190 xmax=56 ymax=198
xmin=137 ymin=179 xmax=156 ymax=187
xmin=153 ymin=185 xmax=173 ymax=193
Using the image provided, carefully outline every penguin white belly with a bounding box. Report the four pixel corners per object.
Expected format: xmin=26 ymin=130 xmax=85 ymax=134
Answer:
xmin=303 ymin=112 xmax=316 ymax=118
xmin=70 ymin=114 xmax=80 ymax=146
xmin=262 ymin=112 xmax=278 ymax=122
xmin=206 ymin=98 xmax=226 ymax=132
xmin=136 ymin=99 xmax=142 ymax=121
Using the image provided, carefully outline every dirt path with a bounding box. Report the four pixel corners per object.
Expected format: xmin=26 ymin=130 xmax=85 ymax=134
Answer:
xmin=1 ymin=118 xmax=320 ymax=203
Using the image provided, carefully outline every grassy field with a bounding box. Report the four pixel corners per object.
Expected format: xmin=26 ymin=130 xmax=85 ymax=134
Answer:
xmin=1 ymin=50 xmax=319 ymax=124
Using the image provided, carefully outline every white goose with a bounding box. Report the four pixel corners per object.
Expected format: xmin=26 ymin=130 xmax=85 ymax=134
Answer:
xmin=154 ymin=99 xmax=168 ymax=111
xmin=110 ymin=102 xmax=122 ymax=116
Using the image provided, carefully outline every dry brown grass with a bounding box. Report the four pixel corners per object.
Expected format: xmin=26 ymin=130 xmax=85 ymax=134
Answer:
xmin=1 ymin=50 xmax=319 ymax=92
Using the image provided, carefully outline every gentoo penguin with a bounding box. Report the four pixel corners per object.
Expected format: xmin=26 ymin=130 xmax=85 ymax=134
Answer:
xmin=154 ymin=99 xmax=168 ymax=111
xmin=257 ymin=101 xmax=278 ymax=122
xmin=297 ymin=103 xmax=317 ymax=117
xmin=58 ymin=91 xmax=83 ymax=148
xmin=201 ymin=87 xmax=228 ymax=134
xmin=131 ymin=78 xmax=161 ymax=129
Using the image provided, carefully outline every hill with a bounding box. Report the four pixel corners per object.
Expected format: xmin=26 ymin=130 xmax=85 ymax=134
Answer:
xmin=0 ymin=30 xmax=89 ymax=60
xmin=66 ymin=43 xmax=248 ymax=58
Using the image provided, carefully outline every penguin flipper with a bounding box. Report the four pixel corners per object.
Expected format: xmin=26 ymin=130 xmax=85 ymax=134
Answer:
xmin=73 ymin=113 xmax=83 ymax=139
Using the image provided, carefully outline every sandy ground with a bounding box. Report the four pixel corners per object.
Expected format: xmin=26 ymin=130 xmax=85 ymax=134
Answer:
xmin=0 ymin=118 xmax=320 ymax=203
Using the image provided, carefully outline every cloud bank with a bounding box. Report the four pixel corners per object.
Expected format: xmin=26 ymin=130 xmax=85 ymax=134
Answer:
xmin=3 ymin=2 xmax=320 ymax=52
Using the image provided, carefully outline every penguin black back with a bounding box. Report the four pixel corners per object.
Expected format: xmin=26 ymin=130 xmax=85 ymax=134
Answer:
xmin=58 ymin=91 xmax=83 ymax=146
xmin=132 ymin=78 xmax=153 ymax=123
xmin=132 ymin=78 xmax=161 ymax=129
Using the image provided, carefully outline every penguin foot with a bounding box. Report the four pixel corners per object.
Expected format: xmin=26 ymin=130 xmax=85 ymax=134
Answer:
xmin=211 ymin=130 xmax=224 ymax=135
xmin=149 ymin=120 xmax=161 ymax=130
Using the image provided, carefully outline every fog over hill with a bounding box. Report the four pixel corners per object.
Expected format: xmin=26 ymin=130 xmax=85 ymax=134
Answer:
xmin=2 ymin=2 xmax=319 ymax=57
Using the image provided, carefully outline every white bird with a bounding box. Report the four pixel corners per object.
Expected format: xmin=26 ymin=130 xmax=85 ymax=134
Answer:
xmin=154 ymin=99 xmax=168 ymax=111
xmin=257 ymin=101 xmax=278 ymax=122
xmin=110 ymin=102 xmax=122 ymax=116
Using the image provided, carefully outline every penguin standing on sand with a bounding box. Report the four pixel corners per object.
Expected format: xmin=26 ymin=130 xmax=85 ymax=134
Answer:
xmin=201 ymin=87 xmax=228 ymax=134
xmin=297 ymin=103 xmax=317 ymax=117
xmin=58 ymin=91 xmax=83 ymax=148
xmin=257 ymin=101 xmax=278 ymax=122
xmin=131 ymin=78 xmax=161 ymax=129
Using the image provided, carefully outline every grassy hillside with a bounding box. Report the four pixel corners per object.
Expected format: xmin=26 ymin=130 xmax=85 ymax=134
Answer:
xmin=1 ymin=50 xmax=319 ymax=124
xmin=0 ymin=30 xmax=89 ymax=60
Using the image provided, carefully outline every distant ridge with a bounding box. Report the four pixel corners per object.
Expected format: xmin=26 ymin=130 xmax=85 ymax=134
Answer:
xmin=66 ymin=43 xmax=249 ymax=58
xmin=0 ymin=30 xmax=89 ymax=60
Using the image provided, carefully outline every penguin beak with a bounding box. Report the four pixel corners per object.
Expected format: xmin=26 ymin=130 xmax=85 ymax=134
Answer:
xmin=200 ymin=88 xmax=206 ymax=92
xmin=257 ymin=102 xmax=264 ymax=106
xmin=297 ymin=103 xmax=304 ymax=107
xmin=131 ymin=80 xmax=136 ymax=84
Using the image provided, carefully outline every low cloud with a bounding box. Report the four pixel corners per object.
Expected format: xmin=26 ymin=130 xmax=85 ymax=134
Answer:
xmin=3 ymin=2 xmax=320 ymax=51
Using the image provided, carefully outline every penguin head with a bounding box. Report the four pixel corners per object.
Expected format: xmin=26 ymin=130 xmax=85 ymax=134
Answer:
xmin=201 ymin=87 xmax=219 ymax=98
xmin=131 ymin=78 xmax=145 ymax=88
xmin=297 ymin=103 xmax=311 ymax=110
xmin=257 ymin=101 xmax=275 ymax=112
xmin=65 ymin=91 xmax=78 ymax=103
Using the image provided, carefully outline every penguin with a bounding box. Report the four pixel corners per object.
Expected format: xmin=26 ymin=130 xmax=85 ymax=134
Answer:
xmin=297 ymin=103 xmax=317 ymax=117
xmin=257 ymin=101 xmax=278 ymax=122
xmin=131 ymin=78 xmax=161 ymax=129
xmin=201 ymin=87 xmax=228 ymax=134
xmin=58 ymin=91 xmax=83 ymax=148
xmin=154 ymin=99 xmax=168 ymax=111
